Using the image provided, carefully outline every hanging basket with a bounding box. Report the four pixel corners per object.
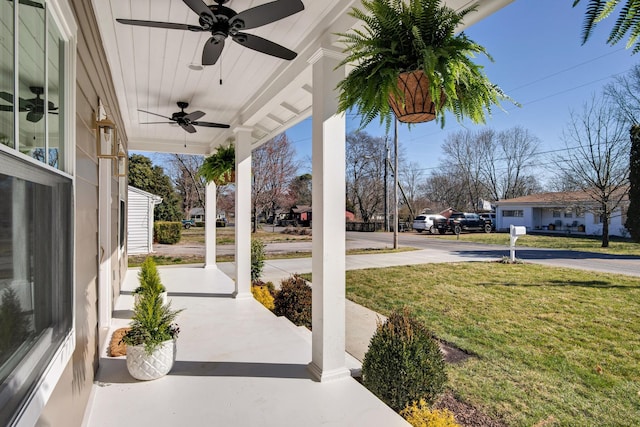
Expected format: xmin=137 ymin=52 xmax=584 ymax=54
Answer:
xmin=388 ymin=70 xmax=442 ymax=124
xmin=213 ymin=170 xmax=235 ymax=186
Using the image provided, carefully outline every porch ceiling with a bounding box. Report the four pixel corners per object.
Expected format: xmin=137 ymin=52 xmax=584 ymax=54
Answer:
xmin=92 ymin=0 xmax=513 ymax=156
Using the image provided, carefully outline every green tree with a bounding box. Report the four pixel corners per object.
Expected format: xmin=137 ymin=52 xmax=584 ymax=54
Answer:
xmin=573 ymin=0 xmax=640 ymax=53
xmin=627 ymin=125 xmax=640 ymax=241
xmin=128 ymin=154 xmax=182 ymax=221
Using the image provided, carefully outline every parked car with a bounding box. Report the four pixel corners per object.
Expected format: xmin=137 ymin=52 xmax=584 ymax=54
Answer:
xmin=435 ymin=212 xmax=492 ymax=234
xmin=479 ymin=213 xmax=496 ymax=230
xmin=413 ymin=214 xmax=446 ymax=234
xmin=181 ymin=219 xmax=195 ymax=229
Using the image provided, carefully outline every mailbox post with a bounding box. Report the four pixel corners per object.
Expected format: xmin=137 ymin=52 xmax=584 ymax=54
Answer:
xmin=509 ymin=225 xmax=526 ymax=262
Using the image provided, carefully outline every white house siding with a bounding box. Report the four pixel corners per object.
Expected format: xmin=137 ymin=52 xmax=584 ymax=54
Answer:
xmin=496 ymin=196 xmax=629 ymax=237
xmin=127 ymin=187 xmax=161 ymax=255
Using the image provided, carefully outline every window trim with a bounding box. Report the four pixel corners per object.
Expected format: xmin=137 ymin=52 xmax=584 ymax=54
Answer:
xmin=4 ymin=1 xmax=77 ymax=426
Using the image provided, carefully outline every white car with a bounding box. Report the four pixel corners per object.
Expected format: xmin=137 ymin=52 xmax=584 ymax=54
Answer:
xmin=412 ymin=214 xmax=446 ymax=234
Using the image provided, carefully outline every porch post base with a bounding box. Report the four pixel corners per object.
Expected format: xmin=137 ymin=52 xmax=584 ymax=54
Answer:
xmin=203 ymin=264 xmax=218 ymax=270
xmin=232 ymin=290 xmax=252 ymax=300
xmin=307 ymin=362 xmax=350 ymax=383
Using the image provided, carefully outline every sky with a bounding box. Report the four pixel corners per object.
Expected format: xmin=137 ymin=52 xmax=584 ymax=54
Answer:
xmin=286 ymin=0 xmax=638 ymax=183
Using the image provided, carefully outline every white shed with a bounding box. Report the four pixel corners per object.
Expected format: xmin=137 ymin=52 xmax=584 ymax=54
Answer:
xmin=127 ymin=186 xmax=162 ymax=255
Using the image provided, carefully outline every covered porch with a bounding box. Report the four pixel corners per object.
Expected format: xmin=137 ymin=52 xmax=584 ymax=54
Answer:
xmin=84 ymin=266 xmax=406 ymax=426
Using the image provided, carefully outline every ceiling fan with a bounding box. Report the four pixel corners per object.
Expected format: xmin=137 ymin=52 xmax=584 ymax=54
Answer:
xmin=116 ymin=0 xmax=304 ymax=66
xmin=0 ymin=86 xmax=58 ymax=123
xmin=139 ymin=102 xmax=230 ymax=134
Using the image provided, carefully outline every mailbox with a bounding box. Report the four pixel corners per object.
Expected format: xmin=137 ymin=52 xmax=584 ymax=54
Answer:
xmin=509 ymin=225 xmax=526 ymax=262
xmin=510 ymin=225 xmax=526 ymax=237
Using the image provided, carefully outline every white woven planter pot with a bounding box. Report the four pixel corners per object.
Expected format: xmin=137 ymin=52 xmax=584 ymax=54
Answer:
xmin=126 ymin=339 xmax=175 ymax=381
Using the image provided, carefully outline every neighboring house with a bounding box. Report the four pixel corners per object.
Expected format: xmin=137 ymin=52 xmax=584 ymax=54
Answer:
xmin=188 ymin=207 xmax=226 ymax=224
xmin=188 ymin=207 xmax=205 ymax=223
xmin=127 ymin=186 xmax=162 ymax=255
xmin=495 ymin=191 xmax=629 ymax=236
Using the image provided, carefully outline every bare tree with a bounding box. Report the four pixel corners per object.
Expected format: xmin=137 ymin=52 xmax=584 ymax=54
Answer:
xmin=482 ymin=126 xmax=541 ymax=201
xmin=252 ymin=133 xmax=298 ymax=232
xmin=167 ymin=154 xmax=206 ymax=218
xmin=441 ymin=129 xmax=491 ymax=211
xmin=346 ymin=131 xmax=387 ymax=222
xmin=422 ymin=169 xmax=468 ymax=212
xmin=554 ymin=96 xmax=630 ymax=247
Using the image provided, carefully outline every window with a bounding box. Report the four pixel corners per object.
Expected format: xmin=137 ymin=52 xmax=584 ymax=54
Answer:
xmin=0 ymin=153 xmax=73 ymax=427
xmin=564 ymin=211 xmax=573 ymax=218
xmin=552 ymin=210 xmax=561 ymax=218
xmin=0 ymin=1 xmax=74 ymax=424
xmin=502 ymin=210 xmax=523 ymax=217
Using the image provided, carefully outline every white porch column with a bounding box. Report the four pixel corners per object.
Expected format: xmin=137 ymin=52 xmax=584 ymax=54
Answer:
xmin=308 ymin=48 xmax=350 ymax=382
xmin=233 ymin=127 xmax=253 ymax=299
xmin=204 ymin=180 xmax=217 ymax=269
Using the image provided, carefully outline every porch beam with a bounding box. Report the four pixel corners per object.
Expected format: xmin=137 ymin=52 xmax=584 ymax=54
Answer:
xmin=308 ymin=48 xmax=350 ymax=382
xmin=204 ymin=181 xmax=217 ymax=269
xmin=233 ymin=127 xmax=253 ymax=299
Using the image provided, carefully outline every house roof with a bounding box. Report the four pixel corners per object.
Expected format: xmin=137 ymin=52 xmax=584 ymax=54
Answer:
xmin=496 ymin=189 xmax=629 ymax=206
xmin=128 ymin=185 xmax=163 ymax=203
xmin=292 ymin=205 xmax=312 ymax=214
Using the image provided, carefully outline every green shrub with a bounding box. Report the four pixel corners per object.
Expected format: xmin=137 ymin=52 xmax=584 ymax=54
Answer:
xmin=251 ymin=284 xmax=275 ymax=311
xmin=134 ymin=256 xmax=166 ymax=296
xmin=0 ymin=288 xmax=31 ymax=364
xmin=251 ymin=238 xmax=265 ymax=281
xmin=273 ymin=275 xmax=312 ymax=328
xmin=401 ymin=399 xmax=460 ymax=427
xmin=154 ymin=221 xmax=181 ymax=244
xmin=362 ymin=307 xmax=446 ymax=412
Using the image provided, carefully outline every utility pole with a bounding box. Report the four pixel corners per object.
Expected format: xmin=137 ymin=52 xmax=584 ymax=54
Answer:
xmin=384 ymin=136 xmax=389 ymax=232
xmin=393 ymin=118 xmax=399 ymax=249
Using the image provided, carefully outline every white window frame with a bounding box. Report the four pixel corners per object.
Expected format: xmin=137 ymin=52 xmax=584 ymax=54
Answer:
xmin=6 ymin=1 xmax=77 ymax=426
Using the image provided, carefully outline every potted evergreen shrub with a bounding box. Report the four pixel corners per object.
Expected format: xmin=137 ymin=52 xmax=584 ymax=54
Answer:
xmin=121 ymin=258 xmax=182 ymax=380
xmin=199 ymin=143 xmax=235 ymax=185
xmin=336 ymin=0 xmax=514 ymax=128
xmin=133 ymin=256 xmax=168 ymax=306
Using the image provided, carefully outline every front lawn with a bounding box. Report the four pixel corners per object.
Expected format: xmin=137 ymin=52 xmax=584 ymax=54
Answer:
xmin=345 ymin=262 xmax=640 ymax=426
xmin=430 ymin=232 xmax=640 ymax=256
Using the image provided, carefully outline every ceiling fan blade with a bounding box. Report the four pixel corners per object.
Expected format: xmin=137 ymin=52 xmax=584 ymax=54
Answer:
xmin=181 ymin=123 xmax=197 ymax=134
xmin=182 ymin=0 xmax=217 ymax=23
xmin=0 ymin=91 xmax=14 ymax=104
xmin=116 ymin=19 xmax=203 ymax=32
xmin=184 ymin=110 xmax=205 ymax=122
xmin=192 ymin=121 xmax=230 ymax=129
xmin=0 ymin=105 xmax=13 ymax=111
xmin=232 ymin=33 xmax=297 ymax=60
xmin=230 ymin=0 xmax=304 ymax=31
xmin=26 ymin=110 xmax=43 ymax=123
xmin=138 ymin=109 xmax=172 ymax=120
xmin=140 ymin=122 xmax=175 ymax=124
xmin=202 ymin=37 xmax=224 ymax=66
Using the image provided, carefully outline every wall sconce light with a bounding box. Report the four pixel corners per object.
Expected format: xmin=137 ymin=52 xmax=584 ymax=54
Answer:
xmin=115 ymin=142 xmax=127 ymax=177
xmin=95 ymin=116 xmax=117 ymax=158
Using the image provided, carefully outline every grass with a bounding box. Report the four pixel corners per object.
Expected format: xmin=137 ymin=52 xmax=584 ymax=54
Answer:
xmin=344 ymin=262 xmax=640 ymax=426
xmin=428 ymin=232 xmax=640 ymax=256
xmin=180 ymin=226 xmax=312 ymax=246
xmin=129 ymin=247 xmax=417 ymax=267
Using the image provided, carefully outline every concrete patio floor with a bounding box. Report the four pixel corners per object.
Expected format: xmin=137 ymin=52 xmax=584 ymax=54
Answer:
xmin=83 ymin=266 xmax=408 ymax=427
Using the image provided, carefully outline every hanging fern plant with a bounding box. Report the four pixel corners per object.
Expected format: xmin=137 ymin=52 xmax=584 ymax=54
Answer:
xmin=199 ymin=143 xmax=235 ymax=185
xmin=336 ymin=0 xmax=516 ymax=129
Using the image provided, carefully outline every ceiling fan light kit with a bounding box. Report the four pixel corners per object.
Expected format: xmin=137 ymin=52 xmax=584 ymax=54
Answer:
xmin=117 ymin=0 xmax=304 ymax=66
